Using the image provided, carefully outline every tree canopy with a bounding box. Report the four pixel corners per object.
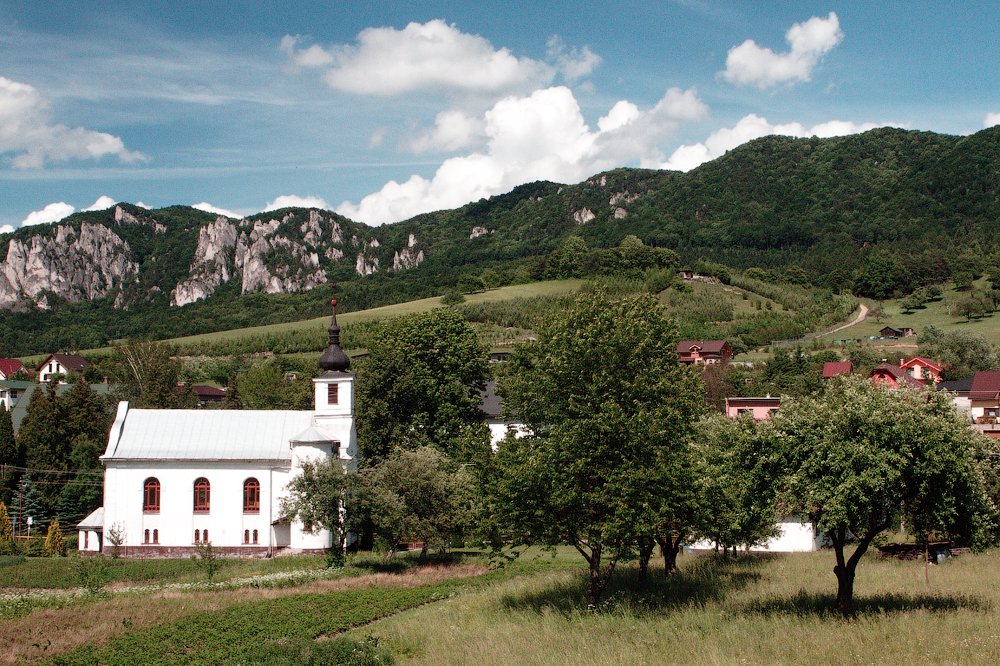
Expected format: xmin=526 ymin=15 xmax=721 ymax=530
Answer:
xmin=490 ymin=291 xmax=704 ymax=609
xmin=765 ymin=376 xmax=997 ymax=616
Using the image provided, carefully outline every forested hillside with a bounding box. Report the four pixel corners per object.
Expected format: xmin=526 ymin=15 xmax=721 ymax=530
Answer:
xmin=1 ymin=126 xmax=999 ymax=355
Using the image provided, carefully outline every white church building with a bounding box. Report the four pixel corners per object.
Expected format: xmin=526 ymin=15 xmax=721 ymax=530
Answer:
xmin=79 ymin=300 xmax=357 ymax=557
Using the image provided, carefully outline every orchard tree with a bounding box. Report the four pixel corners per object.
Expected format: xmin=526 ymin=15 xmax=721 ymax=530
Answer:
xmin=356 ymin=308 xmax=490 ymax=464
xmin=354 ymin=446 xmax=476 ymax=558
xmin=769 ymin=376 xmax=996 ymax=616
xmin=491 ymin=291 xmax=704 ymax=609
xmin=281 ymin=458 xmax=351 ymax=558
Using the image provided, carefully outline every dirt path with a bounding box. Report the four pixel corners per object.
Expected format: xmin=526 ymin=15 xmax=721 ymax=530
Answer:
xmin=828 ymin=302 xmax=869 ymax=335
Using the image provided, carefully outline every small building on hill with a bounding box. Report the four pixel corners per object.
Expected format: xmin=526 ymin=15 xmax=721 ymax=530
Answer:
xmin=725 ymin=396 xmax=781 ymax=421
xmin=676 ymin=340 xmax=732 ymax=365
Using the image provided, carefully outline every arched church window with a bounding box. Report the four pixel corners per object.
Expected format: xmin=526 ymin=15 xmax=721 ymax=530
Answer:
xmin=243 ymin=478 xmax=260 ymax=513
xmin=153 ymin=529 xmax=159 ymax=544
xmin=253 ymin=529 xmax=259 ymax=544
xmin=144 ymin=529 xmax=150 ymax=544
xmin=193 ymin=477 xmax=210 ymax=513
xmin=194 ymin=529 xmax=200 ymax=542
xmin=143 ymin=478 xmax=160 ymax=513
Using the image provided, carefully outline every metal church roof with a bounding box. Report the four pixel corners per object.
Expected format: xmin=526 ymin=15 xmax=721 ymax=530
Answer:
xmin=102 ymin=403 xmax=318 ymax=462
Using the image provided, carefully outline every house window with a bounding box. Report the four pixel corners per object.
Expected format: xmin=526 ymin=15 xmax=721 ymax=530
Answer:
xmin=143 ymin=477 xmax=161 ymax=513
xmin=328 ymin=383 xmax=339 ymax=405
xmin=244 ymin=529 xmax=250 ymax=544
xmin=144 ymin=529 xmax=150 ymax=544
xmin=243 ymin=478 xmax=260 ymax=513
xmin=193 ymin=477 xmax=211 ymax=513
xmin=203 ymin=529 xmax=209 ymax=542
xmin=194 ymin=529 xmax=201 ymax=543
xmin=253 ymin=529 xmax=259 ymax=544
xmin=84 ymin=532 xmax=89 ymax=549
xmin=986 ymin=408 xmax=999 ymax=417
xmin=153 ymin=529 xmax=159 ymax=544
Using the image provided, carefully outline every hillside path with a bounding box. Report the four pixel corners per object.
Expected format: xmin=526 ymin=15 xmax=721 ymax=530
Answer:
xmin=828 ymin=302 xmax=869 ymax=335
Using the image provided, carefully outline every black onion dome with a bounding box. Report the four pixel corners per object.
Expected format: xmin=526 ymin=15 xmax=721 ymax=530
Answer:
xmin=318 ymin=298 xmax=351 ymax=372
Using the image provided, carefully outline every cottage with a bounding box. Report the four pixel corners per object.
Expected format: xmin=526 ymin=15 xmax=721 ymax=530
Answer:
xmin=0 ymin=359 xmax=31 ymax=380
xmin=81 ymin=302 xmax=356 ymax=556
xmin=676 ymin=340 xmax=732 ymax=365
xmin=724 ymin=396 xmax=780 ymax=421
xmin=36 ymin=354 xmax=90 ymax=383
xmin=967 ymin=371 xmax=1000 ymax=433
xmin=870 ymin=363 xmax=925 ymax=390
xmin=898 ymin=357 xmax=943 ymax=385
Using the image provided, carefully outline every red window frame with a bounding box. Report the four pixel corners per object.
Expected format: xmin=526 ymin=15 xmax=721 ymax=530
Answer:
xmin=193 ymin=477 xmax=211 ymax=513
xmin=143 ymin=477 xmax=161 ymax=513
xmin=243 ymin=478 xmax=261 ymax=513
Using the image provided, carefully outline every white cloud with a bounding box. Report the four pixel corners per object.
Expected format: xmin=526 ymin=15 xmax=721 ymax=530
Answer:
xmin=338 ymin=86 xmax=706 ymax=225
xmin=986 ymin=112 xmax=1000 ymax=128
xmin=135 ymin=202 xmax=151 ymax=209
xmin=368 ymin=127 xmax=387 ymax=148
xmin=407 ymin=109 xmax=487 ymax=153
xmin=193 ymin=202 xmax=239 ymax=218
xmin=0 ymin=76 xmax=146 ymax=168
xmin=721 ymin=12 xmax=843 ymax=88
xmin=0 ymin=224 xmax=14 ymax=234
xmin=264 ymin=195 xmax=331 ymax=212
xmin=21 ymin=202 xmax=75 ymax=227
xmin=83 ymin=195 xmax=116 ymax=211
xmin=546 ymin=36 xmax=602 ymax=81
xmin=283 ymin=20 xmax=556 ymax=96
xmin=660 ymin=113 xmax=881 ymax=171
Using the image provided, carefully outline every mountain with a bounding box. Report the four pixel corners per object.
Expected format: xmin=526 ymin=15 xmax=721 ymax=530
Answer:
xmin=2 ymin=126 xmax=999 ymax=355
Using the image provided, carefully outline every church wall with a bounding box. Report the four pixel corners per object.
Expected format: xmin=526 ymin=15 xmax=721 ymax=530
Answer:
xmin=103 ymin=460 xmax=289 ymax=554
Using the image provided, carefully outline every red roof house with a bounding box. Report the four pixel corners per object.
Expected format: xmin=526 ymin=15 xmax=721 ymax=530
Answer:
xmin=822 ymin=361 xmax=853 ymax=379
xmin=725 ymin=396 xmax=781 ymax=421
xmin=898 ymin=357 xmax=943 ymax=386
xmin=0 ymin=359 xmax=31 ymax=380
xmin=676 ymin=340 xmax=732 ymax=365
xmin=870 ymin=363 xmax=924 ymax=390
xmin=36 ymin=354 xmax=90 ymax=383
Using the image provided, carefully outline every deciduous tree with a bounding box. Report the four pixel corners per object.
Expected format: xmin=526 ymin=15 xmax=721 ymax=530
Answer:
xmin=491 ymin=292 xmax=703 ymax=609
xmin=768 ymin=376 xmax=996 ymax=616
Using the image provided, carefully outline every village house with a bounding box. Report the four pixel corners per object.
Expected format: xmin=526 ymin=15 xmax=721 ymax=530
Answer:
xmin=870 ymin=362 xmax=925 ymax=390
xmin=724 ymin=396 xmax=781 ymax=421
xmin=0 ymin=358 xmax=31 ymax=380
xmin=879 ymin=326 xmax=916 ymax=339
xmin=899 ymin=357 xmax=943 ymax=385
xmin=36 ymin=354 xmax=90 ymax=383
xmin=676 ymin=340 xmax=732 ymax=365
xmin=967 ymin=371 xmax=1000 ymax=438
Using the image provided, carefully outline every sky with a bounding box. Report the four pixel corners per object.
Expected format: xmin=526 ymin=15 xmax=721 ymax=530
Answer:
xmin=2 ymin=1 xmax=999 ymax=232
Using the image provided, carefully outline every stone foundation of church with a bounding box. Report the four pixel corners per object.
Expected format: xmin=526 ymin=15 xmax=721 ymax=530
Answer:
xmin=94 ymin=545 xmax=273 ymax=558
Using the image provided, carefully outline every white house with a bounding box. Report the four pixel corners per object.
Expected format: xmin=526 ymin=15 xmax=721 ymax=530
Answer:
xmin=36 ymin=354 xmax=90 ymax=383
xmin=80 ymin=301 xmax=356 ymax=556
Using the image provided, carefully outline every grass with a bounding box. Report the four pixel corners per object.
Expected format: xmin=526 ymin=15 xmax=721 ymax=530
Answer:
xmin=818 ymin=278 xmax=1000 ymax=348
xmin=161 ymin=280 xmax=587 ymax=350
xmin=5 ymin=547 xmax=1000 ymax=664
xmin=358 ymin=548 xmax=1000 ymax=666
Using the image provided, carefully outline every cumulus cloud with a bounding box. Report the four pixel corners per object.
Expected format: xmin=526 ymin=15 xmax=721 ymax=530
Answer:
xmin=407 ymin=109 xmax=487 ymax=153
xmin=660 ymin=114 xmax=881 ymax=171
xmin=264 ymin=195 xmax=331 ymax=211
xmin=193 ymin=202 xmax=240 ymax=218
xmin=83 ymin=195 xmax=116 ymax=211
xmin=721 ymin=12 xmax=843 ymax=88
xmin=986 ymin=112 xmax=1000 ymax=128
xmin=0 ymin=76 xmax=146 ymax=168
xmin=282 ymin=21 xmax=598 ymax=96
xmin=338 ymin=86 xmax=706 ymax=225
xmin=21 ymin=202 xmax=75 ymax=227
xmin=0 ymin=225 xmax=13 ymax=234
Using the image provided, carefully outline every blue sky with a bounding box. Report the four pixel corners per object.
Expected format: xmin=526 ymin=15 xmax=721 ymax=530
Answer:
xmin=2 ymin=1 xmax=998 ymax=231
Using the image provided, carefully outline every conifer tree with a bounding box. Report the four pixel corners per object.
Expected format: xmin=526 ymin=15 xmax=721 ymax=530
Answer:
xmin=0 ymin=501 xmax=13 ymax=544
xmin=0 ymin=406 xmax=19 ymax=505
xmin=20 ymin=473 xmax=49 ymax=533
xmin=44 ymin=519 xmax=66 ymax=556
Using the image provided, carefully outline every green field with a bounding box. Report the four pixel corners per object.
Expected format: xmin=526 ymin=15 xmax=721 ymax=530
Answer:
xmin=4 ymin=548 xmax=1000 ymax=665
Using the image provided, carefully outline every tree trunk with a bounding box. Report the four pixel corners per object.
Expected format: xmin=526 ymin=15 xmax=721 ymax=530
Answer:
xmin=637 ymin=536 xmax=655 ymax=586
xmin=655 ymin=535 xmax=681 ymax=575
xmin=586 ymin=541 xmax=603 ymax=611
xmin=833 ymin=555 xmax=855 ymax=616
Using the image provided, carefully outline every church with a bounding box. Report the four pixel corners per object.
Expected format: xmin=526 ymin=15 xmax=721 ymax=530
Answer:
xmin=78 ymin=300 xmax=356 ymax=557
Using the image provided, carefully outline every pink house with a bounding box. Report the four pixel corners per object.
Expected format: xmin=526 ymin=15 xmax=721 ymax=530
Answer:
xmin=898 ymin=357 xmax=943 ymax=386
xmin=725 ymin=396 xmax=781 ymax=421
xmin=870 ymin=363 xmax=924 ymax=390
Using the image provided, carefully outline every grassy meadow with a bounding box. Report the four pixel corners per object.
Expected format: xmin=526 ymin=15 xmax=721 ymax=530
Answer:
xmin=3 ymin=548 xmax=1000 ymax=665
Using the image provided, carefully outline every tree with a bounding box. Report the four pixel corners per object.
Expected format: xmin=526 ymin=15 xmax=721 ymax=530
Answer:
xmin=0 ymin=406 xmax=20 ymax=505
xmin=110 ymin=338 xmax=184 ymax=408
xmin=693 ymin=415 xmax=781 ymax=554
xmin=355 ymin=446 xmax=475 ymax=558
xmin=281 ymin=458 xmax=350 ymax=557
xmin=238 ymin=361 xmax=312 ymax=409
xmin=767 ymin=376 xmax=996 ymax=616
xmin=356 ymin=308 xmax=490 ymax=464
xmin=0 ymin=501 xmax=13 ymax=545
xmin=491 ymin=292 xmax=704 ymax=609
xmin=917 ymin=325 xmax=1000 ymax=379
xmin=44 ymin=519 xmax=66 ymax=556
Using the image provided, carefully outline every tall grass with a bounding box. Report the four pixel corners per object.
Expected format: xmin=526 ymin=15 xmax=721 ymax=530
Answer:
xmin=366 ymin=549 xmax=1000 ymax=665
